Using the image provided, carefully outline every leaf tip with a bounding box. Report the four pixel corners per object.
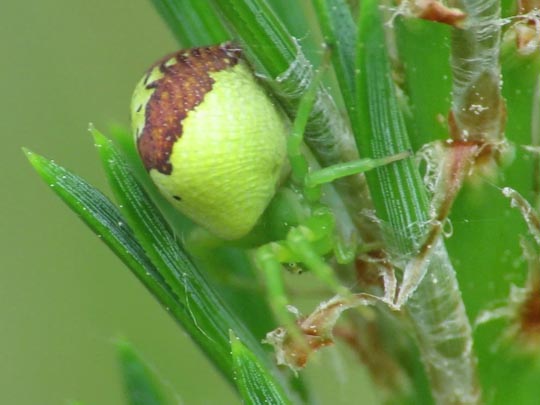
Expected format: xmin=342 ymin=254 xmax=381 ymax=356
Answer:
xmin=22 ymin=146 xmax=35 ymax=161
xmin=22 ymin=147 xmax=44 ymax=171
xmin=89 ymin=124 xmax=108 ymax=149
xmin=114 ymin=336 xmax=131 ymax=353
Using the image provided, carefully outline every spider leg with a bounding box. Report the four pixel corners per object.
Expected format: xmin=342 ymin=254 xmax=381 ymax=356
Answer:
xmin=285 ymin=207 xmax=350 ymax=297
xmin=254 ymin=243 xmax=305 ymax=343
xmin=286 ymin=226 xmax=350 ymax=297
xmin=254 ymin=208 xmax=349 ymax=340
xmin=304 ymin=151 xmax=411 ymax=189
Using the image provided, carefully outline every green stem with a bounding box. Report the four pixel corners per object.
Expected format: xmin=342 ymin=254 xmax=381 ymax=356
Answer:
xmin=354 ymin=2 xmax=480 ymax=403
xmin=532 ymin=75 xmax=540 ymax=210
xmin=149 ymin=0 xmax=229 ymax=47
xmin=447 ymin=0 xmax=505 ymax=142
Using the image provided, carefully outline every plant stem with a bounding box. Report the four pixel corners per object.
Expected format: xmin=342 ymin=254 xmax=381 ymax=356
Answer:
xmin=447 ymin=0 xmax=506 ymax=142
xmin=149 ymin=0 xmax=228 ymax=47
xmin=355 ymin=2 xmax=480 ymax=403
xmin=532 ymin=75 xmax=540 ymax=210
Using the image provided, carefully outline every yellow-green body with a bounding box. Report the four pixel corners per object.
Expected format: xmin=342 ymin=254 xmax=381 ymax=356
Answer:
xmin=131 ymin=45 xmax=288 ymax=240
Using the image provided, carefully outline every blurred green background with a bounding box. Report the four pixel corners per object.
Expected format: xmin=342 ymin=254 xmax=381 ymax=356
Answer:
xmin=0 ymin=0 xmax=232 ymax=403
xmin=1 ymin=1 xmax=377 ymax=404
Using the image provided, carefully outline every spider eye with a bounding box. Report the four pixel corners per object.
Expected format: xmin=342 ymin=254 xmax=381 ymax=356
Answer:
xmin=131 ymin=44 xmax=288 ymax=240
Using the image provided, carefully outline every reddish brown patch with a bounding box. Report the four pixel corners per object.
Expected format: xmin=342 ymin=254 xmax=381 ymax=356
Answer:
xmin=136 ymin=44 xmax=242 ymax=174
xmin=414 ymin=0 xmax=467 ymax=27
xmin=281 ymin=328 xmax=334 ymax=369
xmin=518 ymin=0 xmax=540 ymax=13
xmin=515 ymin=22 xmax=540 ymax=52
xmin=445 ymin=122 xmax=507 ymax=170
xmin=355 ymin=250 xmax=388 ymax=289
xmin=519 ymin=278 xmax=540 ymax=340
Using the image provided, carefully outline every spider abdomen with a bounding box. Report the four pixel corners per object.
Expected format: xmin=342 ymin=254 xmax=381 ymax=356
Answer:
xmin=131 ymin=44 xmax=288 ymax=240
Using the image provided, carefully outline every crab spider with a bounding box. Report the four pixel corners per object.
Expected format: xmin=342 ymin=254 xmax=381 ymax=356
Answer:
xmin=131 ymin=43 xmax=409 ymax=339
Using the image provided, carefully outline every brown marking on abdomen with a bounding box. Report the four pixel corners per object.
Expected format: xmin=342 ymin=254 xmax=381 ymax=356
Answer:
xmin=137 ymin=44 xmax=242 ymax=174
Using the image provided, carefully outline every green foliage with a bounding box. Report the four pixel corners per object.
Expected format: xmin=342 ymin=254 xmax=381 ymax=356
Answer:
xmin=25 ymin=0 xmax=540 ymax=404
xmin=230 ymin=331 xmax=292 ymax=405
xmin=25 ymin=132 xmax=291 ymax=399
xmin=117 ymin=340 xmax=166 ymax=405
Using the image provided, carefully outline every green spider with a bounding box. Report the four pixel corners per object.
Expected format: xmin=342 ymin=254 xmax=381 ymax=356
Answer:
xmin=130 ymin=43 xmax=408 ymax=340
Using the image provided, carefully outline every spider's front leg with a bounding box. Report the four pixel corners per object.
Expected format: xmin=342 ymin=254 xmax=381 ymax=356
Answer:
xmin=254 ymin=206 xmax=350 ymax=345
